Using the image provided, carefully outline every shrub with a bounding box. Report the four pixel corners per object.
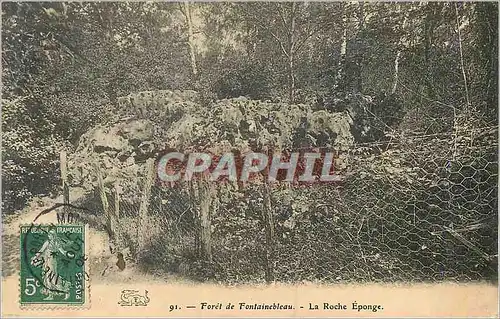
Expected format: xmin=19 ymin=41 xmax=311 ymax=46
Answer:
xmin=2 ymin=97 xmax=66 ymax=213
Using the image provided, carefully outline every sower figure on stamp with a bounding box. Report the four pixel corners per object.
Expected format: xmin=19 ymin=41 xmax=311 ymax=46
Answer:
xmin=31 ymin=229 xmax=72 ymax=300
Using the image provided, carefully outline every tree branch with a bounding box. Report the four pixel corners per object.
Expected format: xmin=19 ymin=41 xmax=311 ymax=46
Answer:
xmin=274 ymin=3 xmax=289 ymax=37
xmin=239 ymin=4 xmax=290 ymax=58
xmin=293 ymin=19 xmax=335 ymax=54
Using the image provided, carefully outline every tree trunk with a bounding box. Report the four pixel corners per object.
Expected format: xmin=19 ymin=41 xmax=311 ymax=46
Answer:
xmin=424 ymin=3 xmax=437 ymax=99
xmin=183 ymin=1 xmax=198 ymax=77
xmin=288 ymin=2 xmax=296 ymax=104
xmin=334 ymin=3 xmax=348 ymax=93
xmin=352 ymin=2 xmax=364 ymax=93
xmin=476 ymin=3 xmax=498 ymax=115
xmin=391 ymin=5 xmax=409 ymax=94
xmin=454 ymin=3 xmax=470 ymax=109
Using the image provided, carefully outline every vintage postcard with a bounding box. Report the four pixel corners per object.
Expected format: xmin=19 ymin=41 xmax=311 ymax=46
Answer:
xmin=1 ymin=1 xmax=498 ymax=318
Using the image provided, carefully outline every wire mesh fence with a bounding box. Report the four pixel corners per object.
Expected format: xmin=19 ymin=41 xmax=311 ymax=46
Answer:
xmin=71 ymin=126 xmax=498 ymax=284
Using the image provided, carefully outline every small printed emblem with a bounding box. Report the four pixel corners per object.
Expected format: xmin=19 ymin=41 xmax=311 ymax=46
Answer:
xmin=118 ymin=289 xmax=150 ymax=307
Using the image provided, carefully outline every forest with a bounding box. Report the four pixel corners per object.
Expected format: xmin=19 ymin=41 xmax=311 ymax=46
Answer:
xmin=2 ymin=2 xmax=497 ymax=211
xmin=2 ymin=2 xmax=498 ymax=283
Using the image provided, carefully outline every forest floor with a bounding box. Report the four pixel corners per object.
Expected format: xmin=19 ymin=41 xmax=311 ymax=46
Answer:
xmin=1 ymin=196 xmax=498 ymax=317
xmin=1 ymin=194 xmax=193 ymax=311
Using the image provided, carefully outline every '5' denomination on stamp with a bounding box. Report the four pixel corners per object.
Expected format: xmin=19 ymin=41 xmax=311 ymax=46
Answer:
xmin=20 ymin=224 xmax=90 ymax=307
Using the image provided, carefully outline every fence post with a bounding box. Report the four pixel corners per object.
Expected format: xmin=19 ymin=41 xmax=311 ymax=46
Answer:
xmin=262 ymin=177 xmax=275 ymax=283
xmin=261 ymin=146 xmax=275 ymax=283
xmin=95 ymin=164 xmax=112 ymax=238
xmin=59 ymin=151 xmax=70 ymax=223
xmin=138 ymin=158 xmax=156 ymax=249
xmin=113 ymin=181 xmax=120 ymax=235
xmin=189 ymin=180 xmax=202 ymax=258
xmin=198 ymin=179 xmax=213 ymax=263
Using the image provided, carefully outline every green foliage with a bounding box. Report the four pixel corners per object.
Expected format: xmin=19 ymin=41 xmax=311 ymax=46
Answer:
xmin=2 ymin=2 xmax=195 ymax=210
xmin=2 ymin=97 xmax=65 ymax=212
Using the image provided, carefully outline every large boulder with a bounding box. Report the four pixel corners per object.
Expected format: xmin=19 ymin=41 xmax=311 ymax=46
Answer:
xmin=92 ymin=126 xmax=129 ymax=154
xmin=120 ymin=120 xmax=154 ymax=145
xmin=68 ymin=118 xmax=157 ymax=198
xmin=68 ymin=90 xmax=355 ymax=199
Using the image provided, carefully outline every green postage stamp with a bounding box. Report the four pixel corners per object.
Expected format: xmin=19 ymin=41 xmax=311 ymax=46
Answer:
xmin=20 ymin=224 xmax=90 ymax=307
